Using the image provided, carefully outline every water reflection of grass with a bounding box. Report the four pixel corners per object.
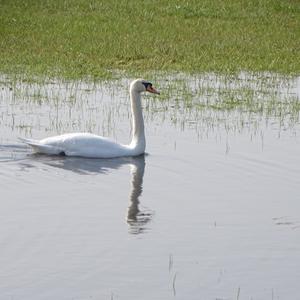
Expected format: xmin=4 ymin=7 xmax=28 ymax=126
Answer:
xmin=0 ymin=73 xmax=299 ymax=138
xmin=0 ymin=1 xmax=299 ymax=79
xmin=146 ymin=73 xmax=300 ymax=134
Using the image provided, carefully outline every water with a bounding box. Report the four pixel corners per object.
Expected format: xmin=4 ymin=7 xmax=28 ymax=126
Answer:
xmin=0 ymin=73 xmax=300 ymax=300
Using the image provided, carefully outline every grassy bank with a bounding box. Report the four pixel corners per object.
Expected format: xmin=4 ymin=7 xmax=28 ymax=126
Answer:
xmin=0 ymin=0 xmax=299 ymax=79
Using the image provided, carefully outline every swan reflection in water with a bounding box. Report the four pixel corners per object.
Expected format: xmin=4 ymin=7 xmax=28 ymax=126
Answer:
xmin=126 ymin=155 xmax=153 ymax=234
xmin=19 ymin=153 xmax=153 ymax=234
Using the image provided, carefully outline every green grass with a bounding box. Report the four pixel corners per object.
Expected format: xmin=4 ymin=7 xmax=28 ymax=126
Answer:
xmin=0 ymin=0 xmax=299 ymax=79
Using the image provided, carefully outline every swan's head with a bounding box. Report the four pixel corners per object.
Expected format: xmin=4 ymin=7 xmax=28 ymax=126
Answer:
xmin=130 ymin=79 xmax=160 ymax=95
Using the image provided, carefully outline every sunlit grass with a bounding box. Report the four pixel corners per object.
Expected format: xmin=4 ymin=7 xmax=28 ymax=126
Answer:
xmin=0 ymin=0 xmax=299 ymax=79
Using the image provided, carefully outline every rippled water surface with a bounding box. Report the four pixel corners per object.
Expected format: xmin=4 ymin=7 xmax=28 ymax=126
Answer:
xmin=0 ymin=73 xmax=300 ymax=300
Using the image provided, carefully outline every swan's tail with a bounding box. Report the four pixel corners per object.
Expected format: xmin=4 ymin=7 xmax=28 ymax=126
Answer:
xmin=18 ymin=137 xmax=62 ymax=155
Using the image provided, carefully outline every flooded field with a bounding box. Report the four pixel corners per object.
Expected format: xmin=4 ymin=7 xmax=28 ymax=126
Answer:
xmin=0 ymin=73 xmax=300 ymax=300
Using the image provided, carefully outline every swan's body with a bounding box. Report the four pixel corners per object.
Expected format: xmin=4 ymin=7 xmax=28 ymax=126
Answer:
xmin=20 ymin=79 xmax=159 ymax=158
xmin=20 ymin=133 xmax=140 ymax=158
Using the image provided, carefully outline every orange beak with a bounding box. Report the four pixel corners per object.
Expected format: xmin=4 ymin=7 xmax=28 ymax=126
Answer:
xmin=146 ymin=85 xmax=160 ymax=95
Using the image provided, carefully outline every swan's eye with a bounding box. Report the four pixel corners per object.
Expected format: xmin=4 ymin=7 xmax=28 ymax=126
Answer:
xmin=142 ymin=82 xmax=152 ymax=89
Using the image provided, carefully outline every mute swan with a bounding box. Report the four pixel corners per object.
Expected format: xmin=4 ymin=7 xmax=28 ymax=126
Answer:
xmin=20 ymin=79 xmax=160 ymax=158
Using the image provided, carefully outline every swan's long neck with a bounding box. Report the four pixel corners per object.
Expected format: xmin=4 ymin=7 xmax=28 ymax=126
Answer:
xmin=129 ymin=89 xmax=145 ymax=154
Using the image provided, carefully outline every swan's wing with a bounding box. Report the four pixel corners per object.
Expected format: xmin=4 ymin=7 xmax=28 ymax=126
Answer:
xmin=19 ymin=133 xmax=132 ymax=158
xmin=59 ymin=134 xmax=128 ymax=157
xmin=18 ymin=137 xmax=63 ymax=155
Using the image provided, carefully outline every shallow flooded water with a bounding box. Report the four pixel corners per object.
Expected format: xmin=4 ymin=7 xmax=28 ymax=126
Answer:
xmin=0 ymin=73 xmax=300 ymax=300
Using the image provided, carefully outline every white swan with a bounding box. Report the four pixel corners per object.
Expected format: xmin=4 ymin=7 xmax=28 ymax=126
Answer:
xmin=20 ymin=79 xmax=160 ymax=158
